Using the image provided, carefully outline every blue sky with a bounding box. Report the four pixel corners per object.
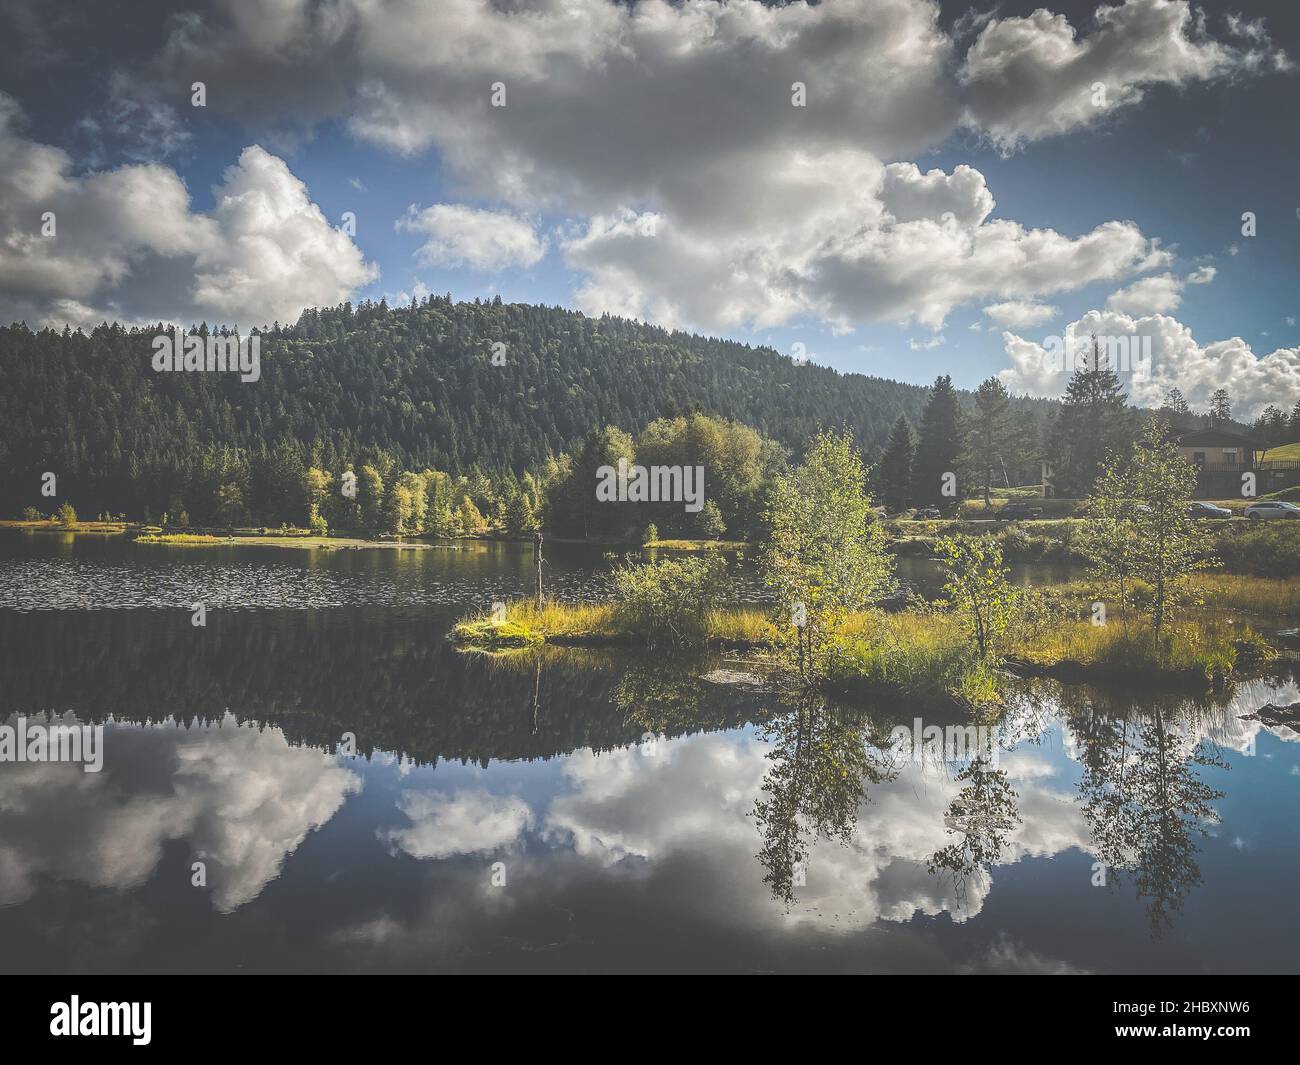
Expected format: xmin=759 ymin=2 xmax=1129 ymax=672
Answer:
xmin=1 ymin=0 xmax=1297 ymax=414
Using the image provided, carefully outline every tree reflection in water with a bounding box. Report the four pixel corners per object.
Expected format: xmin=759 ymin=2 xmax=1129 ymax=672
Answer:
xmin=750 ymin=691 xmax=898 ymax=906
xmin=926 ymin=755 xmax=1021 ymax=908
xmin=1068 ymin=688 xmax=1227 ymax=937
xmin=0 ymin=608 xmax=1242 ymax=938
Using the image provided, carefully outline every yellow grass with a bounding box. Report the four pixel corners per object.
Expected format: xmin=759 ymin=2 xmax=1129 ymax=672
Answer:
xmin=453 ymin=596 xmax=1277 ymax=700
xmin=1007 ymin=616 xmax=1269 ymax=684
xmin=704 ymin=607 xmax=778 ymax=644
xmin=1041 ymin=574 xmax=1300 ymax=616
xmin=643 ymin=539 xmax=749 ymax=551
xmin=452 ymin=599 xmax=772 ymax=647
xmin=0 ymin=520 xmax=128 ymax=535
xmin=133 ymin=532 xmax=432 ymax=549
xmin=829 ymin=610 xmax=1003 ymax=710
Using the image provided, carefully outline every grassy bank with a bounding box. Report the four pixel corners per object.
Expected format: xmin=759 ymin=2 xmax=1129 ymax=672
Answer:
xmin=884 ymin=517 xmax=1300 ymax=576
xmin=1005 ymin=617 xmax=1273 ymax=688
xmin=0 ymin=519 xmax=128 ymax=535
xmin=450 ymin=599 xmax=775 ymax=650
xmin=826 ymin=611 xmax=1002 ymax=711
xmin=1038 ymin=573 xmax=1300 ymax=617
xmin=133 ymin=532 xmax=434 ymax=550
xmin=643 ymin=539 xmax=749 ymax=551
xmin=452 ymin=598 xmax=1271 ymax=708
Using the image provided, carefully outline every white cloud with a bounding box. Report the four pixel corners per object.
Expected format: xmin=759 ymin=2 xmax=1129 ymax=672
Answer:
xmin=396 ymin=203 xmax=545 ymax=271
xmin=385 ymin=788 xmax=533 ymax=860
xmin=106 ymin=0 xmax=1282 ymax=334
xmin=0 ymin=715 xmax=360 ymax=913
xmin=566 ymin=158 xmax=1171 ymax=331
xmin=909 ymin=333 xmax=946 ymax=350
xmin=540 ymin=718 xmax=1092 ymax=931
xmin=983 ymin=300 xmax=1059 ymax=329
xmin=0 ymin=95 xmax=376 ymax=328
xmin=1105 ymin=265 xmax=1217 ymax=316
xmin=998 ymin=307 xmax=1300 ymax=417
xmin=960 ymin=0 xmax=1288 ymax=151
xmin=1106 ymin=273 xmax=1186 ymax=316
xmin=328 ymin=679 xmax=1299 ymax=969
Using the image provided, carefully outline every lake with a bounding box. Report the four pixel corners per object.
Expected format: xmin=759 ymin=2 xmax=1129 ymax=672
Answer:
xmin=1 ymin=532 xmax=1297 ymax=973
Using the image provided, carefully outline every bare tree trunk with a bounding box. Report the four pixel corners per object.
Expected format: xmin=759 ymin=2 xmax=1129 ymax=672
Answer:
xmin=534 ymin=531 xmax=544 ymax=608
xmin=530 ymin=656 xmax=541 ymax=734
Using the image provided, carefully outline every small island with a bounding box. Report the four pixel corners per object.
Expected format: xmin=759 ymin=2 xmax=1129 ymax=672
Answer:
xmin=453 ymin=424 xmax=1283 ymax=712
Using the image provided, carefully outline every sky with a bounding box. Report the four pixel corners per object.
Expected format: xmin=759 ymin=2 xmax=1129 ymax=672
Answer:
xmin=1 ymin=0 xmax=1298 ymax=417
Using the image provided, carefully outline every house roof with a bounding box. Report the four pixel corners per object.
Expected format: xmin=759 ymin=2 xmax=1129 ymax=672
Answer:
xmin=1177 ymin=429 xmax=1256 ymax=448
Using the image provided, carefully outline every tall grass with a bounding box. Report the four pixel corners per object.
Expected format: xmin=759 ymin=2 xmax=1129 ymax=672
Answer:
xmin=1007 ymin=616 xmax=1267 ymax=685
xmin=452 ymin=600 xmax=622 ymax=646
xmin=827 ymin=611 xmax=1003 ymax=710
xmin=450 ymin=599 xmax=773 ymax=648
xmin=703 ymin=607 xmax=778 ymax=645
xmin=1040 ymin=573 xmax=1300 ymax=617
xmin=643 ymin=539 xmax=749 ymax=551
xmin=453 ymin=593 xmax=1277 ymax=696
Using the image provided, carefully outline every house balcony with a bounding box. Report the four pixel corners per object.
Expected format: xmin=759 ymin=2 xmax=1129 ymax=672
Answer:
xmin=1191 ymin=461 xmax=1252 ymax=472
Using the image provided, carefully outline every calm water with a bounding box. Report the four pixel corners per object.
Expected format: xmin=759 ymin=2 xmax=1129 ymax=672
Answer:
xmin=1 ymin=532 xmax=1297 ymax=974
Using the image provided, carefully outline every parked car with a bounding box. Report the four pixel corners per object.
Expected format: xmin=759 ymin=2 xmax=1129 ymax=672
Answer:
xmin=1245 ymin=501 xmax=1300 ymax=520
xmin=914 ymin=507 xmax=942 ymax=520
xmin=1188 ymin=502 xmax=1232 ymax=519
xmin=999 ymin=502 xmax=1043 ymax=521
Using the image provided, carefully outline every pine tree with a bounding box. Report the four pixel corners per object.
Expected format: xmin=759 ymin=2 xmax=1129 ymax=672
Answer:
xmin=971 ymin=377 xmax=1013 ymax=506
xmin=1008 ymin=409 xmax=1041 ymax=487
xmin=912 ymin=375 xmax=966 ymax=507
xmin=358 ymin=464 xmax=385 ymax=533
xmin=504 ymin=489 xmax=537 ymax=536
xmin=693 ymin=499 xmax=726 ymax=539
xmin=1209 ymin=388 xmax=1232 ymax=426
xmin=1048 ymin=335 xmax=1129 ymax=497
xmin=877 ymin=414 xmax=915 ymax=513
xmin=1163 ymin=387 xmax=1189 ymax=415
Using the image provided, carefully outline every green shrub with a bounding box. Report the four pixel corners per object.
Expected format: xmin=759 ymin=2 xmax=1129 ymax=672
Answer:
xmin=611 ymin=553 xmax=726 ymax=647
xmin=1213 ymin=523 xmax=1300 ymax=577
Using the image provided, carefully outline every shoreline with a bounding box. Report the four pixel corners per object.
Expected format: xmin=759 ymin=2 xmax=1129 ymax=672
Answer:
xmin=449 ymin=599 xmax=1285 ymax=713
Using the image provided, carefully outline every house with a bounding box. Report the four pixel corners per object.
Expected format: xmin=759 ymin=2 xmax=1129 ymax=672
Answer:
xmin=1176 ymin=428 xmax=1257 ymax=498
xmin=1176 ymin=428 xmax=1255 ymax=471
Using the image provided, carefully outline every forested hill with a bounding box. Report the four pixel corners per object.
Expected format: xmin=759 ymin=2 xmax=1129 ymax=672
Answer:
xmin=0 ymin=294 xmax=1046 ymax=513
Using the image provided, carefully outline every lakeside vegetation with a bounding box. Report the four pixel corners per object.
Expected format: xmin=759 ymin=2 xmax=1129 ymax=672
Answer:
xmin=456 ymin=421 xmax=1285 ymax=712
xmin=1040 ymin=573 xmax=1300 ymax=618
xmin=643 ymin=538 xmax=749 ymax=552
xmin=884 ymin=516 xmax=1300 ymax=577
xmin=132 ymin=532 xmax=433 ymax=549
